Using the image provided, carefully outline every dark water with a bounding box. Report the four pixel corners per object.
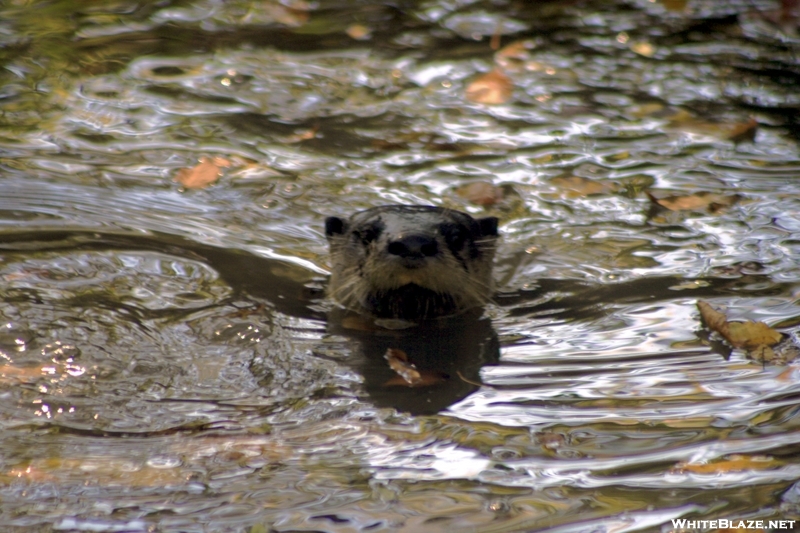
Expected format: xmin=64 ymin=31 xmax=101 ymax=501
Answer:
xmin=2 ymin=0 xmax=800 ymax=531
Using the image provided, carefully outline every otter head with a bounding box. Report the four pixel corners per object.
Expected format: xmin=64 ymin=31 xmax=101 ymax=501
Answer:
xmin=325 ymin=205 xmax=499 ymax=320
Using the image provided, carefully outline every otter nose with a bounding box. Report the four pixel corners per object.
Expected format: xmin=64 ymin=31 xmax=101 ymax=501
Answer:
xmin=387 ymin=234 xmax=438 ymax=258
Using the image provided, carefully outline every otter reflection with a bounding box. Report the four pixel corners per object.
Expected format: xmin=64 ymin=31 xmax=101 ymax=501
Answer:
xmin=326 ymin=309 xmax=499 ymax=414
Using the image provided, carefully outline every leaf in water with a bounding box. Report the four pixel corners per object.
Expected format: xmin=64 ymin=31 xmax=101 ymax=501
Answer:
xmin=550 ymin=176 xmax=619 ymax=197
xmin=5 ymin=458 xmax=188 ymax=487
xmin=284 ymin=124 xmax=319 ymax=143
xmin=456 ymin=181 xmax=504 ymax=206
xmin=384 ymin=348 xmax=446 ymax=387
xmin=726 ymin=118 xmax=759 ymax=142
xmin=696 ymin=300 xmax=796 ymax=364
xmin=175 ymin=157 xmax=230 ymax=189
xmin=673 ymin=454 xmax=781 ymax=474
xmin=630 ymin=41 xmax=656 ymax=57
xmin=647 ymin=191 xmax=742 ymax=213
xmin=271 ymin=1 xmax=310 ymax=27
xmin=493 ymin=39 xmax=560 ymax=76
xmin=345 ymin=24 xmax=371 ymax=40
xmin=1 ymin=362 xmax=85 ymax=383
xmin=670 ymin=114 xmax=759 ymax=142
xmin=495 ymin=39 xmax=535 ymax=66
xmin=465 ymin=68 xmax=513 ymax=105
xmin=633 ymin=105 xmax=758 ymax=142
xmin=385 ymin=348 xmax=421 ymax=386
xmin=661 ymin=0 xmax=688 ymax=12
xmin=628 ymin=102 xmax=675 ymax=119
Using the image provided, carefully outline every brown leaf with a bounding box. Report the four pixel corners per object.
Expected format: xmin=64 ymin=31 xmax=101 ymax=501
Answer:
xmin=697 ymin=300 xmax=785 ymax=362
xmin=272 ymin=1 xmax=309 ymax=27
xmin=175 ymin=157 xmax=224 ymax=189
xmin=384 ymin=371 xmax=447 ymax=387
xmin=456 ymin=181 xmax=504 ymax=206
xmin=661 ymin=0 xmax=688 ymax=12
xmin=551 ymin=176 xmax=619 ymax=197
xmin=284 ymin=125 xmax=319 ymax=143
xmin=465 ymin=68 xmax=513 ymax=105
xmin=490 ymin=30 xmax=502 ymax=51
xmin=345 ymin=24 xmax=371 ymax=40
xmin=495 ymin=40 xmax=533 ymax=63
xmin=384 ymin=348 xmax=421 ymax=386
xmin=669 ymin=114 xmax=758 ymax=142
xmin=383 ymin=348 xmax=447 ymax=387
xmin=726 ymin=118 xmax=759 ymax=143
xmin=647 ymin=191 xmax=741 ymax=212
xmin=494 ymin=39 xmax=546 ymax=73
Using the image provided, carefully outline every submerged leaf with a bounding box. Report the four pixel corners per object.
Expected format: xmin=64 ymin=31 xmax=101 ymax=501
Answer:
xmin=465 ymin=68 xmax=513 ymax=105
xmin=456 ymin=181 xmax=504 ymax=205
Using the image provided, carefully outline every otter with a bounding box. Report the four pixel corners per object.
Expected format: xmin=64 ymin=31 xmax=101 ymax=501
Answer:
xmin=324 ymin=205 xmax=499 ymax=320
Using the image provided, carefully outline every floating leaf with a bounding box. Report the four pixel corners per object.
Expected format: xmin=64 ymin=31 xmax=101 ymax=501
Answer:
xmin=465 ymin=68 xmax=513 ymax=105
xmin=647 ymin=191 xmax=741 ymax=213
xmin=284 ymin=125 xmax=319 ymax=143
xmin=345 ymin=24 xmax=371 ymax=40
xmin=696 ymin=300 xmax=793 ymax=363
xmin=630 ymin=41 xmax=656 ymax=57
xmin=384 ymin=348 xmax=446 ymax=387
xmin=175 ymin=157 xmax=230 ymax=189
xmin=725 ymin=118 xmax=759 ymax=142
xmin=456 ymin=181 xmax=504 ymax=206
xmin=551 ymin=176 xmax=619 ymax=197
xmin=673 ymin=454 xmax=780 ymax=475
xmin=495 ymin=39 xmax=535 ymax=64
xmin=384 ymin=348 xmax=421 ymax=386
xmin=670 ymin=114 xmax=758 ymax=142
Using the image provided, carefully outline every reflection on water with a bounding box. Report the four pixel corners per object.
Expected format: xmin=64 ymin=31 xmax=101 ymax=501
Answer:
xmin=2 ymin=0 xmax=800 ymax=531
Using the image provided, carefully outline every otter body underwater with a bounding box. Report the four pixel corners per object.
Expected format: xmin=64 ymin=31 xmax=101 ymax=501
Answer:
xmin=325 ymin=205 xmax=499 ymax=320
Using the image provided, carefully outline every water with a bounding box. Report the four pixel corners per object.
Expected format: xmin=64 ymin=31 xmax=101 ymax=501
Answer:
xmin=1 ymin=0 xmax=800 ymax=531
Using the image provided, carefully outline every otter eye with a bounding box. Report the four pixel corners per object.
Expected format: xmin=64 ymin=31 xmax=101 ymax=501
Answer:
xmin=441 ymin=223 xmax=467 ymax=252
xmin=355 ymin=223 xmax=382 ymax=246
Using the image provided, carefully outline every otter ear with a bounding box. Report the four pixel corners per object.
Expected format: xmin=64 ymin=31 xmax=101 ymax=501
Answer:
xmin=476 ymin=216 xmax=499 ymax=237
xmin=325 ymin=216 xmax=348 ymax=238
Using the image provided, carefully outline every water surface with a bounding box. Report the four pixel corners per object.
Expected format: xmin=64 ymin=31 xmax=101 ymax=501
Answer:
xmin=1 ymin=0 xmax=800 ymax=531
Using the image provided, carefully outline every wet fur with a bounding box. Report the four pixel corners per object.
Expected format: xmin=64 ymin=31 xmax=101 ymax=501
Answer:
xmin=325 ymin=205 xmax=498 ymax=320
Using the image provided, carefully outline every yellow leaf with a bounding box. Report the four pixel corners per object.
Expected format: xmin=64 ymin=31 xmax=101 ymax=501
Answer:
xmin=630 ymin=41 xmax=656 ymax=57
xmin=673 ymin=454 xmax=780 ymax=475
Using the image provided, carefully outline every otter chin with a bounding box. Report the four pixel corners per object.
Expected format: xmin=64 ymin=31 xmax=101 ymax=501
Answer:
xmin=325 ymin=205 xmax=499 ymax=320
